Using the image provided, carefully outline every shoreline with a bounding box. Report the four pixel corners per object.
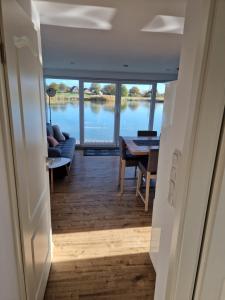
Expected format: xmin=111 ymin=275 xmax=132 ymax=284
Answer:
xmin=47 ymin=94 xmax=164 ymax=105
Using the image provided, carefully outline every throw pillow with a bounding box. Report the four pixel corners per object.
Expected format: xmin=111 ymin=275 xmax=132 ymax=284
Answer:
xmin=47 ymin=136 xmax=59 ymax=147
xmin=52 ymin=125 xmax=66 ymax=141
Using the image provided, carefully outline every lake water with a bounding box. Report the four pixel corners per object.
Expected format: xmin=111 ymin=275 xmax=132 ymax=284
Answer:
xmin=50 ymin=100 xmax=163 ymax=143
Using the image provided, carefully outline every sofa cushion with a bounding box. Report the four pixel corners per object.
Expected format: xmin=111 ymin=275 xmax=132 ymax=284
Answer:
xmin=56 ymin=138 xmax=76 ymax=160
xmin=53 ymin=125 xmax=66 ymax=141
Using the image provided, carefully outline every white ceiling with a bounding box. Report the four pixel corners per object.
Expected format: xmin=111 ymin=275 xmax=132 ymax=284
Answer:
xmin=34 ymin=0 xmax=186 ymax=75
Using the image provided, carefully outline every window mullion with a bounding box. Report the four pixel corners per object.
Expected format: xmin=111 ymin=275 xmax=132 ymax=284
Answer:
xmin=149 ymin=83 xmax=157 ymax=130
xmin=79 ymin=80 xmax=84 ymax=145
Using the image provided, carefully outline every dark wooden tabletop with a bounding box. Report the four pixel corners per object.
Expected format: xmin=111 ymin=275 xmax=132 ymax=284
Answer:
xmin=123 ymin=136 xmax=160 ymax=156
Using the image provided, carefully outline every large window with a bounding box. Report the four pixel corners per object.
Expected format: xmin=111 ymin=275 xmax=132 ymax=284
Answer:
xmin=45 ymin=78 xmax=167 ymax=145
xmin=45 ymin=78 xmax=80 ymax=142
xmin=83 ymin=82 xmax=116 ymax=143
xmin=120 ymin=83 xmax=152 ymax=136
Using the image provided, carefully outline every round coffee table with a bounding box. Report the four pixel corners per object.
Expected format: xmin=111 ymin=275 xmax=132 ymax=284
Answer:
xmin=47 ymin=157 xmax=71 ymax=192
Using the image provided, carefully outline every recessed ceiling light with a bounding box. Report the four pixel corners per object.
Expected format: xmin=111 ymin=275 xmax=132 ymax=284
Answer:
xmin=142 ymin=15 xmax=184 ymax=34
xmin=35 ymin=2 xmax=116 ymax=30
xmin=123 ymin=64 xmax=128 ymax=67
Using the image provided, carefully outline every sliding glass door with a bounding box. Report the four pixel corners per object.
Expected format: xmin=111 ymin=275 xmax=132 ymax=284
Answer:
xmin=119 ymin=83 xmax=153 ymax=136
xmin=83 ymin=81 xmax=116 ymax=144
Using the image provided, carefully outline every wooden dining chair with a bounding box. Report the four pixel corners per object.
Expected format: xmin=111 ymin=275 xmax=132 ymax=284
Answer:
xmin=137 ymin=130 xmax=157 ymax=137
xmin=118 ymin=136 xmax=139 ymax=195
xmin=136 ymin=148 xmax=159 ymax=211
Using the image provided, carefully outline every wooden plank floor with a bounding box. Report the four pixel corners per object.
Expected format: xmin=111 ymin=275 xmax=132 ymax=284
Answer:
xmin=45 ymin=151 xmax=156 ymax=300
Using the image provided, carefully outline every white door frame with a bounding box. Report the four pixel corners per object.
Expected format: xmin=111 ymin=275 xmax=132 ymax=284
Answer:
xmin=194 ymin=109 xmax=225 ymax=299
xmin=165 ymin=0 xmax=225 ymax=298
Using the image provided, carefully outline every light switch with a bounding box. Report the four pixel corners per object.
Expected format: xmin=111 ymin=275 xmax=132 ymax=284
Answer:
xmin=168 ymin=180 xmax=176 ymax=207
xmin=170 ymin=166 xmax=176 ymax=182
xmin=168 ymin=149 xmax=182 ymax=207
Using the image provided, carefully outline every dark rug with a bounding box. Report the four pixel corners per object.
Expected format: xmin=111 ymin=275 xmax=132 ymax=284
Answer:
xmin=83 ymin=148 xmax=120 ymax=156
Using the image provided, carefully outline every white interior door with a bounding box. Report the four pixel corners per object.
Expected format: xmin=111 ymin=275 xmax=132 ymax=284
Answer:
xmin=1 ymin=0 xmax=52 ymax=299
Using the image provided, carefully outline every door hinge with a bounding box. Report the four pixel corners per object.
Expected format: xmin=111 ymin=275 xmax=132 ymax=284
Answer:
xmin=0 ymin=42 xmax=6 ymax=64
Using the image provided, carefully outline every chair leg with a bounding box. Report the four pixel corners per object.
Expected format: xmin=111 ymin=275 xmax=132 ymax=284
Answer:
xmin=134 ymin=166 xmax=137 ymax=177
xmin=136 ymin=169 xmax=142 ymax=197
xmin=120 ymin=160 xmax=126 ymax=195
xmin=145 ymin=172 xmax=151 ymax=212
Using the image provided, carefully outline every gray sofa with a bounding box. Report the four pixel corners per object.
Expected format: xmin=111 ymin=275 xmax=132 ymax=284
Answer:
xmin=46 ymin=123 xmax=76 ymax=177
xmin=46 ymin=123 xmax=76 ymax=160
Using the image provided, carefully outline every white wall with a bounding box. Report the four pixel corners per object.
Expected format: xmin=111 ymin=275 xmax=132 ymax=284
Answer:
xmin=150 ymin=81 xmax=177 ymax=270
xmin=150 ymin=81 xmax=183 ymax=300
xmin=16 ymin=0 xmax=31 ymax=17
xmin=43 ymin=67 xmax=177 ymax=82
xmin=150 ymin=0 xmax=210 ymax=298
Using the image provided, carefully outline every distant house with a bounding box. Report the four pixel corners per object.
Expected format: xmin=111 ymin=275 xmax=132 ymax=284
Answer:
xmin=70 ymin=86 xmax=79 ymax=93
xmin=83 ymin=88 xmax=92 ymax=94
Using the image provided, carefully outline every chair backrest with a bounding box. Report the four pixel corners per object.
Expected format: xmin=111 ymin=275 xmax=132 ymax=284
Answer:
xmin=137 ymin=130 xmax=157 ymax=137
xmin=119 ymin=136 xmax=127 ymax=159
xmin=147 ymin=148 xmax=159 ymax=173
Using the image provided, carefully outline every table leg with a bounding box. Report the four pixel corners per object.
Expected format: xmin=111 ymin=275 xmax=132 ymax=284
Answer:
xmin=65 ymin=165 xmax=69 ymax=176
xmin=50 ymin=169 xmax=54 ymax=193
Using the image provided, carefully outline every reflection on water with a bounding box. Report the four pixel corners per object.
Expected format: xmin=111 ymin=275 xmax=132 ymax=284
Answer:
xmin=50 ymin=99 xmax=163 ymax=143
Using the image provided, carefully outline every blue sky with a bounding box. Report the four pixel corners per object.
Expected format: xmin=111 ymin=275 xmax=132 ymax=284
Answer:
xmin=45 ymin=78 xmax=166 ymax=93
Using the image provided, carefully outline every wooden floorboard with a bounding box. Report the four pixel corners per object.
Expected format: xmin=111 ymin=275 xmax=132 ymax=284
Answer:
xmin=45 ymin=151 xmax=156 ymax=300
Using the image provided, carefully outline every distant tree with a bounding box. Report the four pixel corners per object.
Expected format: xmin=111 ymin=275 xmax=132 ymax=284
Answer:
xmin=58 ymin=83 xmax=67 ymax=92
xmin=49 ymin=82 xmax=59 ymax=92
xmin=102 ymin=84 xmax=115 ymax=95
xmin=143 ymin=89 xmax=152 ymax=97
xmin=121 ymin=85 xmax=128 ymax=97
xmin=90 ymin=83 xmax=101 ymax=94
xmin=129 ymin=86 xmax=141 ymax=97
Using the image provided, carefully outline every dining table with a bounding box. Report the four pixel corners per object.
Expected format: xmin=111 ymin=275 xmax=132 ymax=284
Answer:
xmin=122 ymin=136 xmax=160 ymax=156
